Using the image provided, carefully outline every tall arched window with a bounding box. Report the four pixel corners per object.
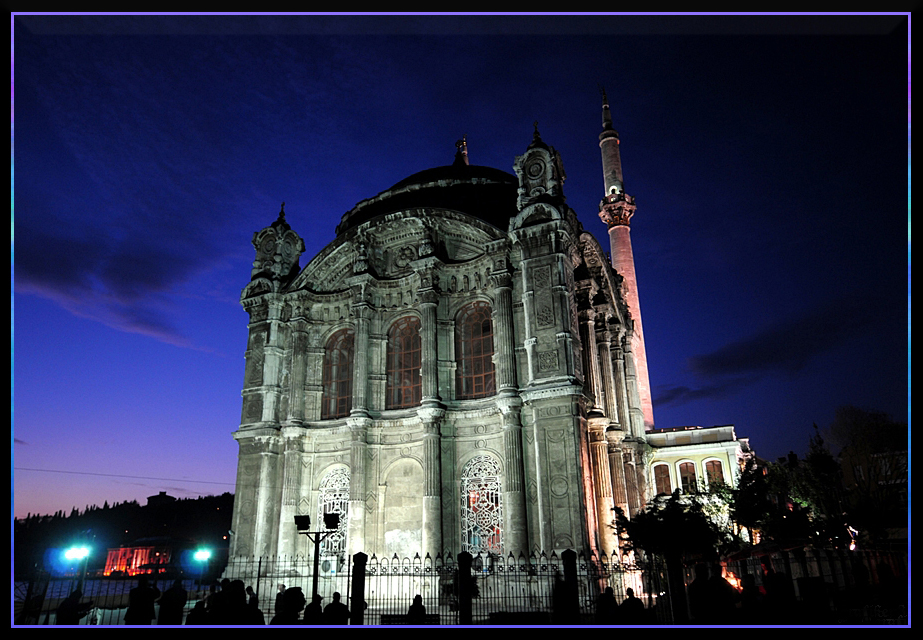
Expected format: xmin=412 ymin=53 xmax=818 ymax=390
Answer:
xmin=321 ymin=328 xmax=354 ymax=420
xmin=317 ymin=468 xmax=350 ymax=556
xmin=386 ymin=316 xmax=422 ymax=409
xmin=460 ymin=455 xmax=502 ymax=555
xmin=678 ymin=462 xmax=697 ymax=494
xmin=653 ymin=464 xmax=672 ymax=495
xmin=455 ymin=302 xmax=495 ymax=400
xmin=705 ymin=459 xmax=724 ymax=487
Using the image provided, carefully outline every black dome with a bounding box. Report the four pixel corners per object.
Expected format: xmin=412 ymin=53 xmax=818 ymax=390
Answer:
xmin=336 ymin=164 xmax=518 ymax=234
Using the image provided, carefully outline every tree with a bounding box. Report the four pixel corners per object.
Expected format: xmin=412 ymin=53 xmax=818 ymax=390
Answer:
xmin=615 ymin=491 xmax=735 ymax=623
xmin=828 ymin=406 xmax=908 ymax=545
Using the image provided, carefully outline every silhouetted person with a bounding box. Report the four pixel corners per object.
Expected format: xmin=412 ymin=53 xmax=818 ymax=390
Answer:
xmin=706 ymin=564 xmax=739 ymax=623
xmin=739 ymin=573 xmax=765 ymax=624
xmin=57 ymin=589 xmax=92 ymax=625
xmin=185 ymin=601 xmax=209 ymax=625
xmin=687 ymin=564 xmax=711 ymax=624
xmin=124 ymin=577 xmax=160 ymax=625
xmin=274 ymin=583 xmax=286 ymax=615
xmin=158 ymin=579 xmax=187 ymax=625
xmin=620 ymin=587 xmax=646 ymax=624
xmin=408 ymin=594 xmax=426 ymax=622
xmin=323 ymin=591 xmax=350 ymax=625
xmin=303 ymin=594 xmax=324 ymax=624
xmin=270 ymin=587 xmax=306 ymax=625
xmin=763 ymin=565 xmax=797 ymax=624
xmin=595 ymin=586 xmax=619 ymax=624
xmin=246 ymin=585 xmax=258 ymax=607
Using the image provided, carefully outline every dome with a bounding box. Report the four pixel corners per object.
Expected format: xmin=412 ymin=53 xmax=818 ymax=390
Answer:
xmin=335 ymin=163 xmax=518 ymax=235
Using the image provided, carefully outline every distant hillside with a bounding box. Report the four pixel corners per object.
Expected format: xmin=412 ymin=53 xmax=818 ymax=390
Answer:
xmin=14 ymin=493 xmax=234 ymax=579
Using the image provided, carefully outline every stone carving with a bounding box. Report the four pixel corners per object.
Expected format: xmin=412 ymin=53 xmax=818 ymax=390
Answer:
xmin=538 ymin=349 xmax=558 ymax=372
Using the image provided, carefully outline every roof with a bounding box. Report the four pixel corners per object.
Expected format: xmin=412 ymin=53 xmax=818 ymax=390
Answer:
xmin=335 ymin=163 xmax=518 ymax=234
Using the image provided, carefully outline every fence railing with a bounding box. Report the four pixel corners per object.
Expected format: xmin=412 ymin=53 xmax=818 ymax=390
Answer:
xmin=15 ymin=549 xmax=670 ymax=625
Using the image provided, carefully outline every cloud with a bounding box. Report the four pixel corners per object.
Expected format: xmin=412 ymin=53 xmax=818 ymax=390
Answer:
xmin=656 ymin=295 xmax=880 ymax=408
xmin=689 ymin=294 xmax=877 ymax=378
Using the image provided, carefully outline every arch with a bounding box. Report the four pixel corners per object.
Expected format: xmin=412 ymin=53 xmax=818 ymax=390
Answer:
xmin=317 ymin=467 xmax=350 ymax=556
xmin=704 ymin=458 xmax=725 ymax=488
xmin=460 ymin=455 xmax=502 ymax=555
xmin=385 ymin=316 xmax=422 ymax=409
xmin=321 ymin=327 xmax=354 ymax=419
xmin=652 ymin=463 xmax=673 ymax=496
xmin=455 ymin=301 xmax=495 ymax=400
xmin=677 ymin=461 xmax=697 ymax=494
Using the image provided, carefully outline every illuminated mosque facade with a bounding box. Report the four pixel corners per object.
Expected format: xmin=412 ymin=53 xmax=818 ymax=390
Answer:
xmin=227 ymin=95 xmax=751 ymax=564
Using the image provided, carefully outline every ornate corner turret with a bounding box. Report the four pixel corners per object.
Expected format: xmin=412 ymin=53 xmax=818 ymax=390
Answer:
xmin=250 ymin=203 xmax=305 ymax=285
xmin=513 ymin=122 xmax=567 ymax=211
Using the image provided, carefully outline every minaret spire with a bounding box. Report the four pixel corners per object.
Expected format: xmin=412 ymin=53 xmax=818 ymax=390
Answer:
xmin=599 ymin=87 xmax=625 ymax=195
xmin=597 ymin=89 xmax=655 ymax=431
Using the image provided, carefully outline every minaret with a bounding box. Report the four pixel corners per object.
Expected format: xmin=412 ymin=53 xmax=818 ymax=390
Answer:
xmin=597 ymin=89 xmax=655 ymax=431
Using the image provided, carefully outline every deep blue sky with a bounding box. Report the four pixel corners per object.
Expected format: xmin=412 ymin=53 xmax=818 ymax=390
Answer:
xmin=13 ymin=14 xmax=909 ymax=519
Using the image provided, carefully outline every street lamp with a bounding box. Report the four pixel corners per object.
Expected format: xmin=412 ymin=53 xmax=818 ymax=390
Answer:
xmin=194 ymin=549 xmax=211 ymax=598
xmin=64 ymin=546 xmax=91 ymax=592
xmin=295 ymin=514 xmax=340 ymax=603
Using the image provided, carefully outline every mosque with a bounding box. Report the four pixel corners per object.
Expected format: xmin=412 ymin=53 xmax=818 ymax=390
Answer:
xmin=227 ymin=94 xmax=751 ymax=564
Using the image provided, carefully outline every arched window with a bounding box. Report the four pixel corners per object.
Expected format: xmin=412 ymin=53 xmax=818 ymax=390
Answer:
xmin=321 ymin=328 xmax=354 ymax=420
xmin=455 ymin=302 xmax=495 ymax=400
xmin=317 ymin=468 xmax=350 ymax=557
xmin=653 ymin=464 xmax=672 ymax=495
xmin=678 ymin=462 xmax=697 ymax=494
xmin=386 ymin=316 xmax=422 ymax=409
xmin=705 ymin=459 xmax=724 ymax=487
xmin=461 ymin=455 xmax=502 ymax=555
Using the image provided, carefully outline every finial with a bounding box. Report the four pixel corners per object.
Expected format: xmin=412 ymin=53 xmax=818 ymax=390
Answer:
xmin=279 ymin=202 xmax=286 ymax=221
xmin=533 ymin=120 xmax=541 ymax=141
xmin=453 ymin=135 xmax=469 ymax=166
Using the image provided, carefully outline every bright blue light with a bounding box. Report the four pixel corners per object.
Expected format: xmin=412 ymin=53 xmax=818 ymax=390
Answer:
xmin=64 ymin=547 xmax=90 ymax=561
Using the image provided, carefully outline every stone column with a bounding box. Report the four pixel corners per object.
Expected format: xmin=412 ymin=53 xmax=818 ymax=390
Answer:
xmin=288 ymin=320 xmax=309 ymax=425
xmin=610 ymin=336 xmax=631 ymax=431
xmin=490 ymin=271 xmax=517 ymax=394
xmin=346 ymin=416 xmax=370 ymax=555
xmin=621 ymin=332 xmax=646 ymax=439
xmin=260 ymin=296 xmax=285 ymax=424
xmin=584 ymin=310 xmax=605 ymax=411
xmin=277 ymin=430 xmax=306 ymax=558
xmin=598 ymin=324 xmax=619 ymax=426
xmin=499 ymin=398 xmax=528 ymax=554
xmin=419 ymin=290 xmax=440 ymax=401
xmin=606 ymin=430 xmax=630 ymax=519
xmin=418 ymin=406 xmax=445 ymax=559
xmin=351 ymin=303 xmax=371 ymax=416
xmin=622 ymin=448 xmax=642 ymax=516
xmin=588 ymin=415 xmax=618 ymax=557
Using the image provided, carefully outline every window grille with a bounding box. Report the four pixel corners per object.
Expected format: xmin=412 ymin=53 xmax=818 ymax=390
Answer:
xmin=460 ymin=455 xmax=502 ymax=555
xmin=317 ymin=468 xmax=350 ymax=557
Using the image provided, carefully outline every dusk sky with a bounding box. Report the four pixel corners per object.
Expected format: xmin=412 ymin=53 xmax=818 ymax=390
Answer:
xmin=13 ymin=14 xmax=909 ymax=520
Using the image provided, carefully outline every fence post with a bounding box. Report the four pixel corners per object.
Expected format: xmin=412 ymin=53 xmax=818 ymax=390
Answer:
xmin=350 ymin=552 xmax=367 ymax=626
xmin=458 ymin=552 xmax=473 ymax=625
xmin=560 ymin=549 xmax=580 ymax=624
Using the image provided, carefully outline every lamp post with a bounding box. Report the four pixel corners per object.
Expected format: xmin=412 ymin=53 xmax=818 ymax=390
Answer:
xmin=294 ymin=514 xmax=340 ymax=603
xmin=64 ymin=546 xmax=91 ymax=592
xmin=194 ymin=549 xmax=211 ymax=600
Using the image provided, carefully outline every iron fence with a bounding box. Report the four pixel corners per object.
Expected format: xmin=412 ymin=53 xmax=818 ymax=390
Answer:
xmin=15 ymin=549 xmax=671 ymax=625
